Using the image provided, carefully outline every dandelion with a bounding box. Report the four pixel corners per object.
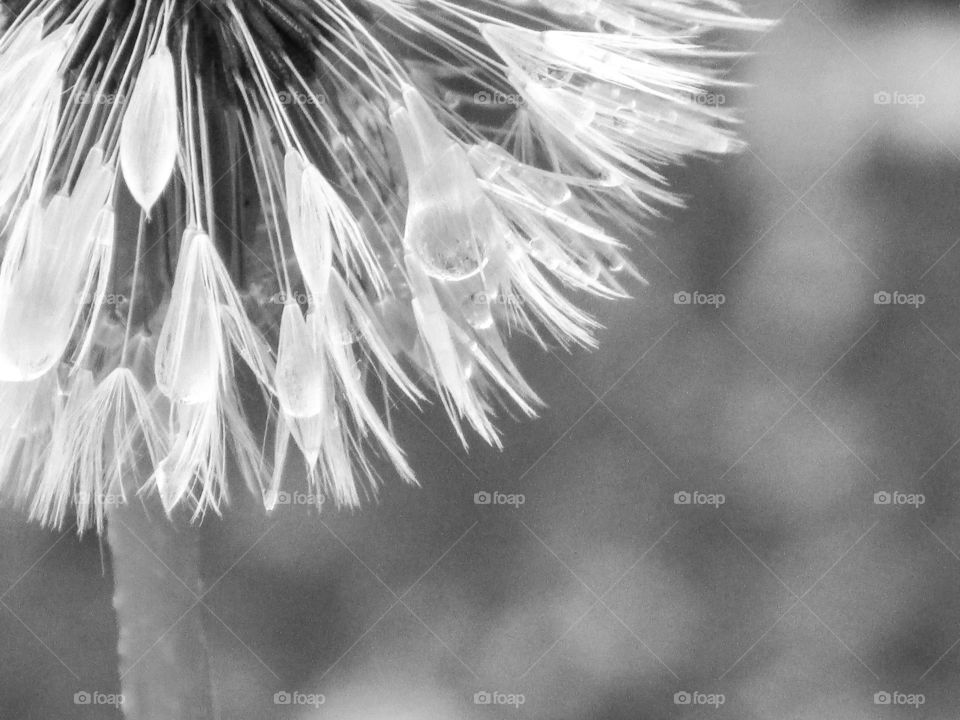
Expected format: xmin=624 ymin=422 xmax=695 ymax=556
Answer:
xmin=0 ymin=0 xmax=767 ymax=529
xmin=0 ymin=2 xmax=770 ymax=717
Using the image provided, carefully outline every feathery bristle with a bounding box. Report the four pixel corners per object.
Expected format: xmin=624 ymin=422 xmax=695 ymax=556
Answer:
xmin=0 ymin=0 xmax=770 ymax=530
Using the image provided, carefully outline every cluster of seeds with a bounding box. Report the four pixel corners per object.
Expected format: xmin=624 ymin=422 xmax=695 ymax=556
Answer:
xmin=0 ymin=0 xmax=766 ymax=530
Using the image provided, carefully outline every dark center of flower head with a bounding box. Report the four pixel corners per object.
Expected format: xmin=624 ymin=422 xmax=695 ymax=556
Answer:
xmin=118 ymin=0 xmax=344 ymax=88
xmin=46 ymin=0 xmax=354 ymax=104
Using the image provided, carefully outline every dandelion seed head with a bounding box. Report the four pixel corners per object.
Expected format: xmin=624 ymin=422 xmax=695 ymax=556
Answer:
xmin=0 ymin=0 xmax=769 ymax=530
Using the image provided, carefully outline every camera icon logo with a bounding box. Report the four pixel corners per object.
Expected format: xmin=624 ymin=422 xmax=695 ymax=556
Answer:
xmin=673 ymin=291 xmax=692 ymax=305
xmin=474 ymin=491 xmax=492 ymax=505
xmin=274 ymin=691 xmax=292 ymax=705
xmin=74 ymin=691 xmax=91 ymax=705
xmin=874 ymin=291 xmax=892 ymax=305
xmin=874 ymin=691 xmax=892 ymax=705
xmin=263 ymin=490 xmax=292 ymax=510
xmin=474 ymin=691 xmax=492 ymax=704
xmin=674 ymin=491 xmax=692 ymax=505
xmin=874 ymin=91 xmax=892 ymax=105
xmin=674 ymin=691 xmax=692 ymax=705
xmin=874 ymin=491 xmax=891 ymax=505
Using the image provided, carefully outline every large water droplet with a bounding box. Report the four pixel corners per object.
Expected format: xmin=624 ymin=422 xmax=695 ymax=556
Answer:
xmin=391 ymin=88 xmax=490 ymax=282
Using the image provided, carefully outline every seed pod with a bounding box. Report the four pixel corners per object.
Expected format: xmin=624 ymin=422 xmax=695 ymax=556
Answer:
xmin=119 ymin=47 xmax=179 ymax=214
xmin=275 ymin=302 xmax=328 ymax=418
xmin=284 ymin=149 xmax=333 ymax=301
xmin=154 ymin=229 xmax=224 ymax=404
xmin=0 ymin=149 xmax=116 ymax=381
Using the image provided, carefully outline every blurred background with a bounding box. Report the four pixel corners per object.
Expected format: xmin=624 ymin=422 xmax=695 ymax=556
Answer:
xmin=7 ymin=0 xmax=960 ymax=717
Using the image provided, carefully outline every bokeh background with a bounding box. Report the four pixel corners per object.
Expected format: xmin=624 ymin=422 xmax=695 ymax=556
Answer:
xmin=6 ymin=0 xmax=960 ymax=717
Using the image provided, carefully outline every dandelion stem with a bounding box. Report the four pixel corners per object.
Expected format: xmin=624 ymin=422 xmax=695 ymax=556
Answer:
xmin=107 ymin=497 xmax=216 ymax=720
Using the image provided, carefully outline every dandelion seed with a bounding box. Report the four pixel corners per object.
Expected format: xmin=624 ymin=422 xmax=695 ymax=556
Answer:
xmin=0 ymin=21 xmax=72 ymax=210
xmin=0 ymin=149 xmax=115 ymax=381
xmin=119 ymin=47 xmax=179 ymax=214
xmin=284 ymin=150 xmax=334 ymax=301
xmin=0 ymin=0 xmax=768 ymax=530
xmin=32 ymin=366 xmax=167 ymax=534
xmin=275 ymin=304 xmax=322 ymax=415
xmin=154 ymin=229 xmax=224 ymax=404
